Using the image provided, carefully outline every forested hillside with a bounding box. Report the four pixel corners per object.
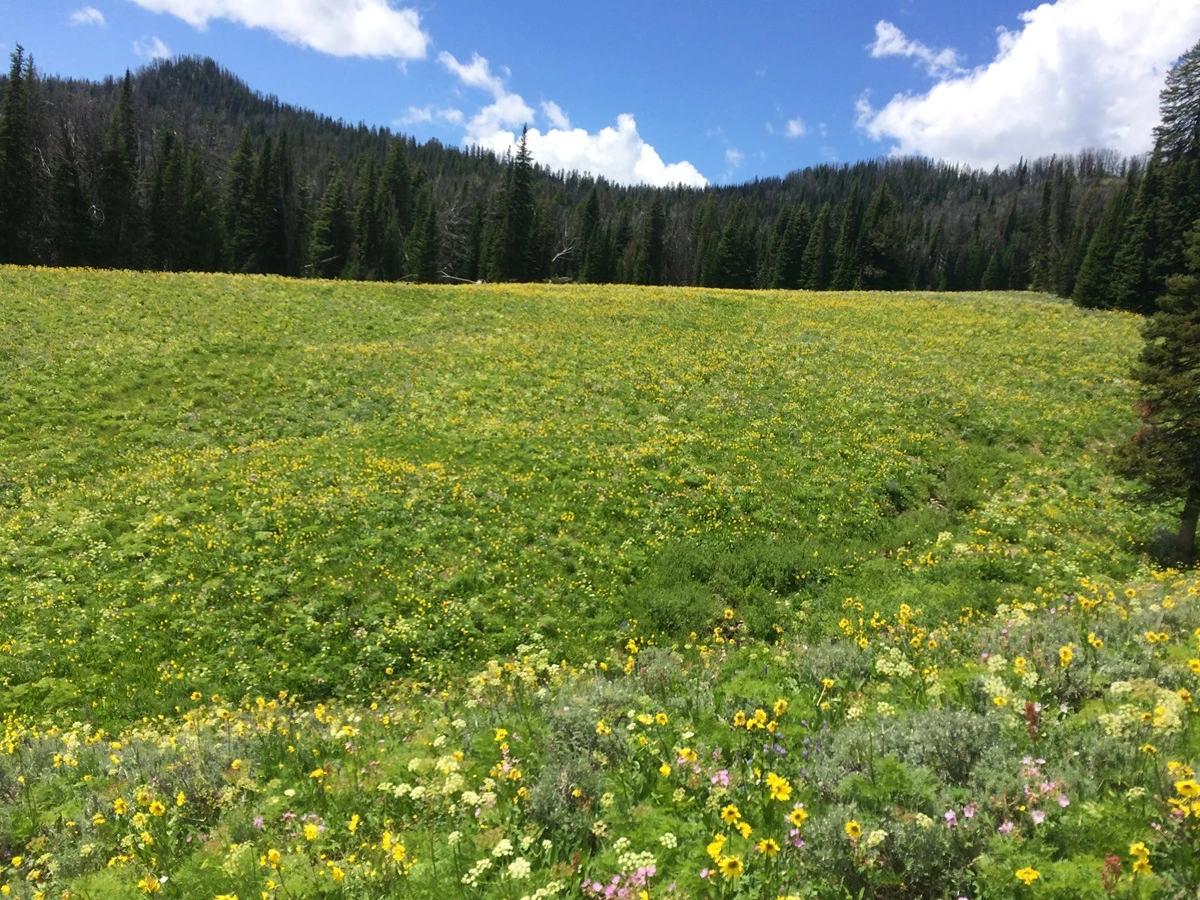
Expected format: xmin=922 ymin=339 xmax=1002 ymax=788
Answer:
xmin=0 ymin=45 xmax=1196 ymax=306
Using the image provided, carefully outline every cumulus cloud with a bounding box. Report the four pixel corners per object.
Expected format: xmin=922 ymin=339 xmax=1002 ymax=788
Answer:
xmin=70 ymin=6 xmax=106 ymax=26
xmin=858 ymin=0 xmax=1200 ymax=168
xmin=786 ymin=118 xmax=807 ymax=138
xmin=869 ymin=21 xmax=964 ymax=77
xmin=133 ymin=36 xmax=171 ymax=60
xmin=437 ymin=50 xmax=706 ymax=187
xmin=725 ymin=147 xmax=745 ymax=168
xmin=128 ymin=0 xmax=430 ymax=59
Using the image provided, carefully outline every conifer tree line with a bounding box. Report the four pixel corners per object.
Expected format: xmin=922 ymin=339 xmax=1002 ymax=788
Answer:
xmin=0 ymin=44 xmax=1197 ymax=307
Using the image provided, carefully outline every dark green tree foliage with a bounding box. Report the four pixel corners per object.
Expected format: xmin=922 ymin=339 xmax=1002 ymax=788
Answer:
xmin=1074 ymin=183 xmax=1131 ymax=308
xmin=148 ymin=130 xmax=184 ymax=270
xmin=0 ymin=48 xmax=1170 ymax=292
xmin=802 ymin=203 xmax=834 ymax=290
xmin=1107 ymin=41 xmax=1200 ymax=313
xmin=409 ymin=185 xmax=440 ymax=282
xmin=96 ymin=72 xmax=143 ymax=269
xmin=223 ymin=127 xmax=259 ymax=272
xmin=0 ymin=47 xmax=36 ymax=262
xmin=855 ymin=181 xmax=906 ymax=289
xmin=1114 ymin=225 xmax=1200 ymax=557
xmin=273 ymin=130 xmax=305 ymax=276
xmin=575 ymin=184 xmax=602 ymax=282
xmin=50 ymin=124 xmax=92 ymax=266
xmin=831 ymin=183 xmax=865 ymax=290
xmin=381 ymin=137 xmax=414 ymax=232
xmin=708 ymin=200 xmax=756 ymax=288
xmin=633 ymin=196 xmax=666 ymax=285
xmin=1154 ymin=40 xmax=1200 ymax=167
xmin=494 ymin=126 xmax=536 ymax=281
xmin=180 ymin=150 xmax=222 ymax=271
xmin=772 ymin=205 xmax=810 ymax=289
xmin=254 ymin=135 xmax=290 ymax=274
xmin=310 ymin=162 xmax=353 ymax=279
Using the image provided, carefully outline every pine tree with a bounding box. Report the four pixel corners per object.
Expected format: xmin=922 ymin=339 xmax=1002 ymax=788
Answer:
xmin=1111 ymin=159 xmax=1166 ymax=314
xmin=831 ymin=184 xmax=864 ymax=289
xmin=802 ymin=202 xmax=834 ymax=289
xmin=709 ymin=200 xmax=756 ymax=288
xmin=1073 ymin=185 xmax=1130 ymax=308
xmin=148 ymin=130 xmax=184 ymax=270
xmin=0 ymin=46 xmax=36 ymax=263
xmin=223 ymin=128 xmax=259 ymax=272
xmin=381 ymin=137 xmax=414 ymax=232
xmin=576 ymin=184 xmax=601 ymax=282
xmin=310 ymin=162 xmax=353 ymax=279
xmin=632 ymin=196 xmax=665 ymax=285
xmin=50 ymin=122 xmax=92 ymax=266
xmin=495 ymin=126 xmax=536 ymax=281
xmin=1113 ymin=225 xmax=1200 ymax=558
xmin=409 ymin=185 xmax=440 ymax=282
xmin=1153 ymin=39 xmax=1200 ymax=167
xmin=1031 ymin=178 xmax=1056 ymax=291
xmin=350 ymin=155 xmax=382 ymax=279
xmin=772 ymin=204 xmax=810 ymax=289
xmin=180 ymin=150 xmax=222 ymax=271
xmin=855 ymin=182 xmax=906 ymax=290
xmin=96 ymin=71 xmax=143 ymax=268
xmin=255 ymin=135 xmax=288 ymax=275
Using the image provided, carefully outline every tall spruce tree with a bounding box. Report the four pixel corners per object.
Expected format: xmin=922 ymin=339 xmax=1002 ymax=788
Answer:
xmin=96 ymin=71 xmax=143 ymax=268
xmin=50 ymin=123 xmax=93 ymax=266
xmin=310 ymin=162 xmax=353 ymax=279
xmin=576 ymin=184 xmax=601 ymax=282
xmin=223 ymin=128 xmax=259 ymax=272
xmin=1114 ymin=225 xmax=1200 ymax=558
xmin=831 ymin=184 xmax=864 ymax=289
xmin=1074 ymin=183 xmax=1131 ymax=308
xmin=772 ymin=204 xmax=810 ymax=289
xmin=632 ymin=196 xmax=666 ymax=285
xmin=802 ymin=202 xmax=834 ymax=290
xmin=494 ymin=126 xmax=535 ymax=281
xmin=0 ymin=46 xmax=36 ymax=263
xmin=409 ymin=185 xmax=440 ymax=282
xmin=180 ymin=150 xmax=222 ymax=271
xmin=148 ymin=130 xmax=184 ymax=270
xmin=855 ymin=182 xmax=906 ymax=289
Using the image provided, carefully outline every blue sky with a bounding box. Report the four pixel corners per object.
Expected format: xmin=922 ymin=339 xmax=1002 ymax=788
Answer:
xmin=5 ymin=1 xmax=1200 ymax=186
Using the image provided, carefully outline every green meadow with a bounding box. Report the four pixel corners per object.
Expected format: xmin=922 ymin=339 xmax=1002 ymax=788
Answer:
xmin=1 ymin=268 xmax=1197 ymax=899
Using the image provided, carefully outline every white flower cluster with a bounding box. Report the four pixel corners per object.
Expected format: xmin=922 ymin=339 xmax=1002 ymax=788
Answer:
xmin=618 ymin=850 xmax=657 ymax=871
xmin=462 ymin=857 xmax=492 ymax=886
xmin=875 ymin=646 xmax=915 ymax=678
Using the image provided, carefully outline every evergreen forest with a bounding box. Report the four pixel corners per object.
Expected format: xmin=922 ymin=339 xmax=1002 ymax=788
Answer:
xmin=1 ymin=47 xmax=1196 ymax=310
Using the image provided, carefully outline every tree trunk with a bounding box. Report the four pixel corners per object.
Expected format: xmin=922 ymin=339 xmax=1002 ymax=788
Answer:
xmin=1181 ymin=484 xmax=1200 ymax=560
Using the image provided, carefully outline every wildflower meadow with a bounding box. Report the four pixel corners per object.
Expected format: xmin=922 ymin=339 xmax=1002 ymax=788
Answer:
xmin=1 ymin=267 xmax=1197 ymax=897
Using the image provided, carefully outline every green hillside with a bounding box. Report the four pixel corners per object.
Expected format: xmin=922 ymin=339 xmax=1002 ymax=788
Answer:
xmin=1 ymin=269 xmax=1197 ymax=898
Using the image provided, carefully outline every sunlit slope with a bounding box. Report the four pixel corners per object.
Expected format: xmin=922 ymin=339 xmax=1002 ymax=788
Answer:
xmin=0 ymin=269 xmax=1161 ymax=722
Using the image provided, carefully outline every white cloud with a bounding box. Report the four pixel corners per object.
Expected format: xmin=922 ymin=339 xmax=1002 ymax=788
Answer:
xmin=70 ymin=6 xmax=106 ymax=26
xmin=437 ymin=50 xmax=706 ymax=187
xmin=541 ymin=100 xmax=570 ymax=131
xmin=128 ymin=0 xmax=430 ymax=59
xmin=869 ymin=20 xmax=964 ymax=77
xmin=725 ymin=147 xmax=744 ymax=168
xmin=133 ymin=36 xmax=171 ymax=60
xmin=438 ymin=50 xmax=504 ymax=96
xmin=786 ymin=118 xmax=807 ymax=138
xmin=398 ymin=105 xmax=464 ymax=126
xmin=858 ymin=0 xmax=1200 ymax=168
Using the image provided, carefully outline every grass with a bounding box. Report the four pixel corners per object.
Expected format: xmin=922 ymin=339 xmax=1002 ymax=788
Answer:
xmin=0 ymin=267 xmax=1195 ymax=898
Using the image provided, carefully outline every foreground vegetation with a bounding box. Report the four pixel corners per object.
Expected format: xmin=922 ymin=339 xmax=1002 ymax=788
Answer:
xmin=1 ymin=268 xmax=1196 ymax=897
